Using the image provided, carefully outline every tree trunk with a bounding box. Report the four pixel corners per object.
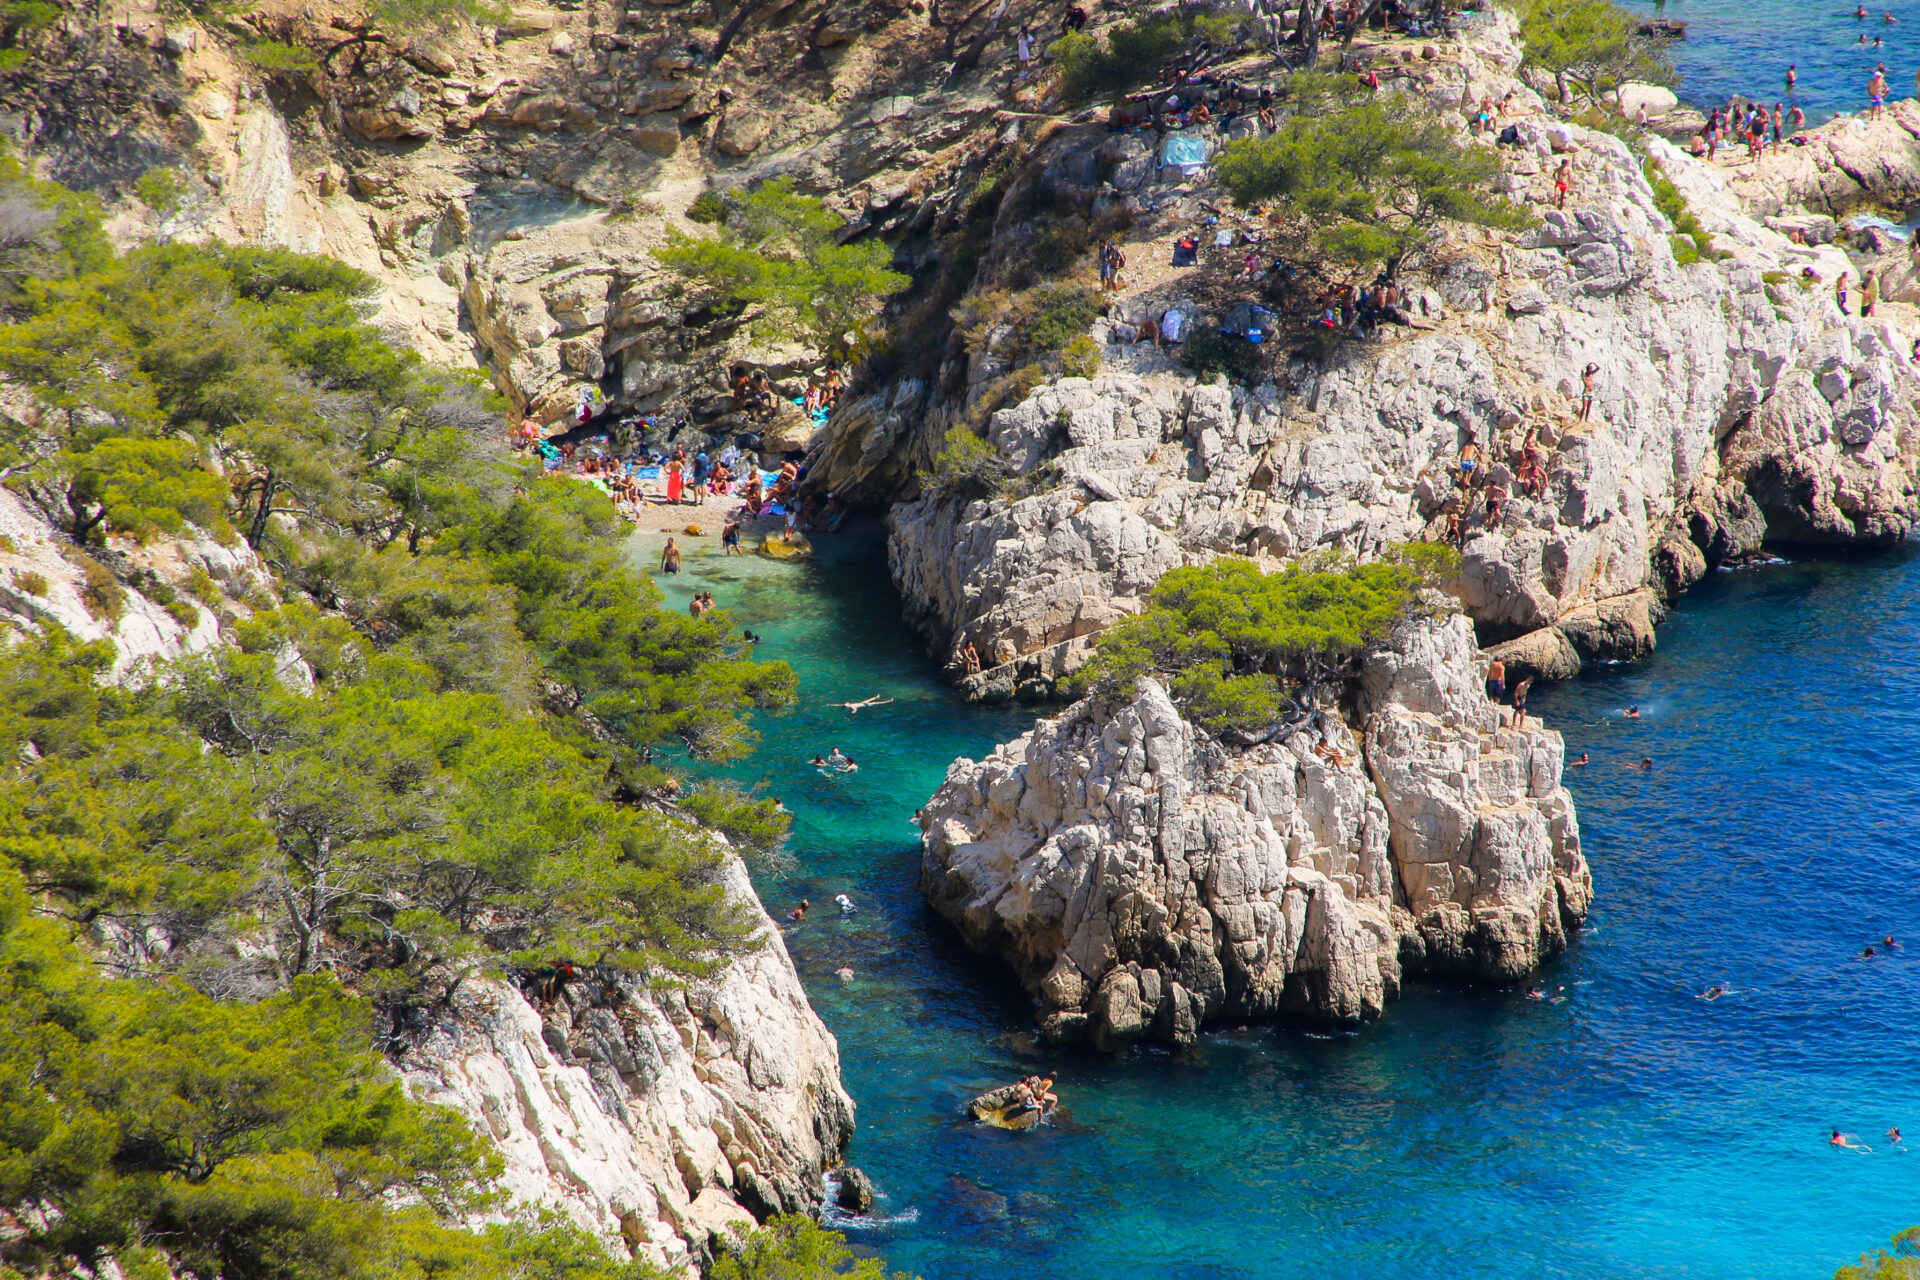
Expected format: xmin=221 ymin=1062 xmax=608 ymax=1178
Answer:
xmin=246 ymin=469 xmax=276 ymax=549
xmin=952 ymin=0 xmax=1010 ymax=72
xmin=1302 ymin=4 xmax=1324 ymax=67
xmin=1341 ymin=0 xmax=1383 ymax=48
xmin=711 ymin=0 xmax=771 ymax=63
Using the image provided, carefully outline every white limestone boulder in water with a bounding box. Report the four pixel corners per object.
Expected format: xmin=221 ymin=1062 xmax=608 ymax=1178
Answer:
xmin=918 ymin=614 xmax=1588 ymax=1044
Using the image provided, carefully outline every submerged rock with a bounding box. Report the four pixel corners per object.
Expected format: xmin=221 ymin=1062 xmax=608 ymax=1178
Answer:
xmin=920 ymin=615 xmax=1588 ymax=1042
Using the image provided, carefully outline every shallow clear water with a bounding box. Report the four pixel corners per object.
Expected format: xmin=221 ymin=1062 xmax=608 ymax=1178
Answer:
xmin=1626 ymin=0 xmax=1919 ymax=124
xmin=641 ymin=526 xmax=1920 ymax=1279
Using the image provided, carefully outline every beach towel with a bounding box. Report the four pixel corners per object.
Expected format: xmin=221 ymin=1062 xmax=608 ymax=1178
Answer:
xmin=1162 ymin=134 xmax=1208 ymax=167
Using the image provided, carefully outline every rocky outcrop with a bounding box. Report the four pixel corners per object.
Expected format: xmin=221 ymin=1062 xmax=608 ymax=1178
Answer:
xmin=884 ymin=20 xmax=1920 ymax=695
xmin=0 ymin=484 xmax=270 ymax=675
xmin=401 ymin=858 xmax=852 ymax=1271
xmin=919 ymin=614 xmax=1588 ymax=1043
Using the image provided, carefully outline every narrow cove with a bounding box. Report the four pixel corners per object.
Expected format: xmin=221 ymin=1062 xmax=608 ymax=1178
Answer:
xmin=637 ymin=526 xmax=1920 ymax=1279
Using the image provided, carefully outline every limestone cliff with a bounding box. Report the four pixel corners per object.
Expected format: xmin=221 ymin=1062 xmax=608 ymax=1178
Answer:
xmin=401 ymin=859 xmax=853 ymax=1271
xmin=882 ymin=16 xmax=1920 ymax=694
xmin=919 ymin=613 xmax=1587 ymax=1040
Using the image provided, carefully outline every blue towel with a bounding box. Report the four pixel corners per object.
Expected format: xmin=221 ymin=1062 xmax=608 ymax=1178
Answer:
xmin=636 ymin=466 xmax=662 ymax=480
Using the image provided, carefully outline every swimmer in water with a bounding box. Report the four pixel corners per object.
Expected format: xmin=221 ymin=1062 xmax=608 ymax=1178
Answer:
xmin=1863 ymin=945 xmax=1878 ymax=959
xmin=1621 ymin=756 xmax=1653 ymax=770
xmin=1698 ymin=984 xmax=1728 ymax=1001
xmin=1833 ymin=1128 xmax=1873 ymax=1151
xmin=1883 ymin=935 xmax=1898 ymax=949
xmin=827 ymin=747 xmax=851 ymax=767
xmin=1570 ymin=752 xmax=1590 ymax=767
xmin=835 ymin=893 xmax=856 ymax=914
xmin=1624 ymin=705 xmax=1642 ymax=718
xmin=810 ymin=755 xmax=828 ymax=767
xmin=1889 ymin=1127 xmax=1905 ymax=1145
xmin=786 ymin=899 xmax=810 ymax=922
xmin=839 ymin=696 xmax=895 ymax=713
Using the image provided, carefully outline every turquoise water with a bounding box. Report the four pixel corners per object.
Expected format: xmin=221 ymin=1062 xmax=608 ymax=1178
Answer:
xmin=642 ymin=526 xmax=1920 ymax=1279
xmin=1628 ymin=0 xmax=1920 ymax=123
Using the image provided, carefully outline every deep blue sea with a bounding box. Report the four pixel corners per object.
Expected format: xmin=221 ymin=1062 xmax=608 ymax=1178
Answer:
xmin=643 ymin=527 xmax=1920 ymax=1280
xmin=1627 ymin=0 xmax=1919 ymax=122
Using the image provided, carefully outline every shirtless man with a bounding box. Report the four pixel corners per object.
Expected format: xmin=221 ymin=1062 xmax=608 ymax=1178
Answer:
xmin=661 ymin=537 xmax=682 ymax=574
xmin=1869 ymin=68 xmax=1890 ymax=119
xmin=1510 ymin=676 xmax=1533 ymax=729
xmin=1580 ymin=362 xmax=1601 ymax=420
xmin=1570 ymin=752 xmax=1590 ymax=767
xmin=1486 ymin=657 xmax=1506 ymax=703
xmin=1459 ymin=435 xmax=1482 ymax=488
xmin=1553 ymin=157 xmax=1573 ymax=210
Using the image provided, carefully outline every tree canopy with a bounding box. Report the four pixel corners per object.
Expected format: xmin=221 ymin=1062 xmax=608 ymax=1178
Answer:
xmin=1215 ymin=75 xmax=1531 ymax=271
xmin=1067 ymin=547 xmax=1460 ymax=734
xmin=1514 ymin=0 xmax=1675 ymax=104
xmin=0 ymin=167 xmax=842 ymax=1279
xmin=657 ymin=179 xmax=909 ymax=361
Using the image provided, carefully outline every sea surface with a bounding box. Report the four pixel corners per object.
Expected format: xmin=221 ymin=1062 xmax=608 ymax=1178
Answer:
xmin=1626 ymin=0 xmax=1919 ymax=123
xmin=641 ymin=526 xmax=1920 ymax=1280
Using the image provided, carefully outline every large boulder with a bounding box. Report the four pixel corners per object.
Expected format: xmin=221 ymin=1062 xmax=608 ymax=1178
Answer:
xmin=918 ymin=615 xmax=1589 ymax=1044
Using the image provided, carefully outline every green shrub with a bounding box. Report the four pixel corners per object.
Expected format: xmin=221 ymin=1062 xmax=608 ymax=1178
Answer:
xmin=163 ymin=598 xmax=200 ymax=628
xmin=1182 ymin=326 xmax=1265 ymax=385
xmin=75 ymin=555 xmax=124 ymax=620
xmin=1027 ymin=284 xmax=1100 ymax=351
xmin=920 ymin=425 xmax=1008 ymax=500
xmin=239 ymin=39 xmax=320 ymax=72
xmin=1217 ymin=75 xmax=1529 ymax=271
xmin=11 ymin=568 xmax=47 ymax=596
xmin=712 ymin=1215 xmax=920 ymax=1280
xmin=183 ymin=566 xmax=223 ymax=605
xmin=1067 ymin=547 xmax=1461 ymax=733
xmin=1052 ymin=13 xmax=1197 ymax=102
xmin=687 ymin=189 xmax=728 ymax=225
xmin=1060 ymin=334 xmax=1102 ymax=379
xmin=1642 ymin=157 xmax=1725 ymax=262
xmin=134 ymin=166 xmax=189 ymax=215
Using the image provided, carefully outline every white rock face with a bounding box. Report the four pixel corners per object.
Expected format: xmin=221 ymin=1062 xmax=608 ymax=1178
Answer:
xmin=886 ymin=21 xmax=1920 ymax=694
xmin=401 ymin=858 xmax=853 ymax=1270
xmin=919 ymin=615 xmax=1588 ymax=1040
xmin=0 ymin=486 xmax=267 ymax=675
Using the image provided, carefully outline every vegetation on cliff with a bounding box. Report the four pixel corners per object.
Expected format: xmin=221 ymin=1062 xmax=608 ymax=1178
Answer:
xmin=1066 ymin=547 xmax=1460 ymax=733
xmin=1216 ymin=75 xmax=1530 ymax=271
xmin=0 ymin=161 xmax=834 ymax=1279
xmin=1511 ymin=0 xmax=1673 ymax=104
xmin=658 ymin=179 xmax=910 ymax=362
xmin=1839 ymin=1229 xmax=1920 ymax=1280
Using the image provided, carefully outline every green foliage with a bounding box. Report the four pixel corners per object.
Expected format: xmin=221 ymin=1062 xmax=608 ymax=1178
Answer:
xmin=1059 ymin=334 xmax=1102 ymax=379
xmin=1181 ymin=326 xmax=1264 ymax=386
xmin=134 ymin=166 xmax=189 ymax=215
xmin=919 ymin=424 xmax=1008 ymax=501
xmin=1515 ymin=0 xmax=1674 ymax=102
xmin=11 ymin=567 xmax=46 ymax=595
xmin=686 ymin=189 xmax=729 ymax=225
xmin=1025 ymin=284 xmax=1099 ymax=352
xmin=1217 ymin=77 xmax=1530 ymax=270
xmin=0 ymin=154 xmax=112 ymax=316
xmin=1640 ymin=157 xmax=1724 ymax=263
xmin=711 ymin=1216 xmax=918 ymax=1280
xmin=240 ymin=39 xmax=321 ymax=72
xmin=75 ymin=555 xmax=124 ymax=620
xmin=679 ymin=783 xmax=791 ymax=861
xmin=1837 ymin=1228 xmax=1920 ymax=1279
xmin=369 ymin=0 xmax=510 ymax=31
xmin=1068 ymin=547 xmax=1461 ymax=733
xmin=1050 ymin=11 xmax=1233 ymax=102
xmin=658 ymin=178 xmax=909 ymax=360
xmin=60 ymin=437 xmax=234 ymax=544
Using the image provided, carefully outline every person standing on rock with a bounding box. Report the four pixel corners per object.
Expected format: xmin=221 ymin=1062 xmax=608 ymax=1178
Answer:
xmin=1015 ymin=24 xmax=1034 ymax=78
xmin=1511 ymin=677 xmax=1533 ymax=729
xmin=1868 ymin=68 xmax=1889 ymax=118
xmin=1836 ymin=271 xmax=1851 ymax=316
xmin=1862 ymin=269 xmax=1880 ymax=317
xmin=1486 ymin=658 xmax=1506 ymax=705
xmin=1580 ymin=363 xmax=1601 ymax=420
xmin=1553 ymin=157 xmax=1573 ymax=210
